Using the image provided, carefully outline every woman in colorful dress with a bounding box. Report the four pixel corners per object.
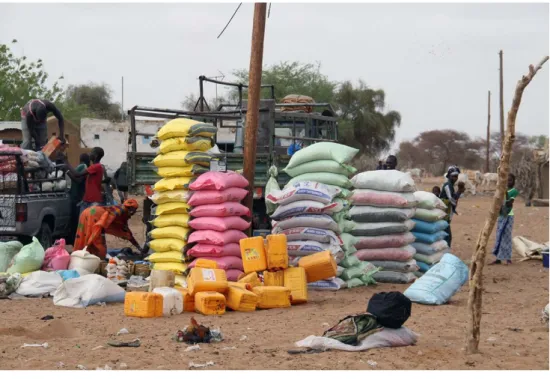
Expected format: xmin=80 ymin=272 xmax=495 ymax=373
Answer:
xmin=490 ymin=174 xmax=518 ymax=265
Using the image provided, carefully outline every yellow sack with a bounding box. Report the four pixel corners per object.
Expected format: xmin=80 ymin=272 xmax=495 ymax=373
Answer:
xmin=153 ymin=151 xmax=211 ymax=168
xmin=152 ymin=262 xmax=188 ymax=274
xmin=149 ymin=226 xmax=191 ymax=241
xmin=157 ymin=118 xmax=217 ymax=140
xmin=154 ymin=202 xmax=190 ymax=216
xmin=156 ymin=165 xmax=208 ymax=178
xmin=146 ymin=251 xmax=186 ymax=263
xmin=150 ymin=214 xmax=190 ymax=228
xmin=151 ymin=190 xmax=190 ymax=205
xmin=154 ymin=177 xmax=194 ymax=192
xmin=159 ymin=136 xmax=213 ymax=154
xmin=149 ymin=238 xmax=186 ymax=253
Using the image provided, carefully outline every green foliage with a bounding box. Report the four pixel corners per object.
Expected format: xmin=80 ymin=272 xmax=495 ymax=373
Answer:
xmin=61 ymin=83 xmax=122 ymax=123
xmin=0 ymin=40 xmax=63 ymax=120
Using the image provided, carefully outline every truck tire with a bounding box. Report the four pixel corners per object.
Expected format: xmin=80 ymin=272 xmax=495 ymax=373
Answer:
xmin=37 ymin=222 xmax=53 ymax=250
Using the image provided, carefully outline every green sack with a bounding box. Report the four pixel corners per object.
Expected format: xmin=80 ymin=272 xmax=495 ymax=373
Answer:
xmin=346 ymin=278 xmax=365 ymax=288
xmin=7 ymin=237 xmax=45 ymax=274
xmin=0 ymin=241 xmax=23 ymax=272
xmin=340 ymin=255 xmax=361 ymax=269
xmin=284 ymin=160 xmax=357 ymax=178
xmin=340 ymin=233 xmax=358 ymax=254
xmin=285 ymin=142 xmax=359 ymax=170
xmin=288 ymin=172 xmax=352 ymax=189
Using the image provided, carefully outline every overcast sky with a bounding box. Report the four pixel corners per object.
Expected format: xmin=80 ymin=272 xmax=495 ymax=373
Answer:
xmin=1 ymin=2 xmax=548 ymax=148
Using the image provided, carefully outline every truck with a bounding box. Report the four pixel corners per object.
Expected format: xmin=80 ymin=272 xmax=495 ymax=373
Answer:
xmin=0 ymin=151 xmax=72 ymax=249
xmin=126 ymin=76 xmax=339 ymax=232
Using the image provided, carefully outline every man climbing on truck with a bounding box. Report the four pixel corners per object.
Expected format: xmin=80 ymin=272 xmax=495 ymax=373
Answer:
xmin=20 ymin=99 xmax=66 ymax=151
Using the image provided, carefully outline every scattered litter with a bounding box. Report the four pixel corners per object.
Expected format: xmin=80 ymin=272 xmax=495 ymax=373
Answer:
xmin=76 ymin=365 xmax=87 ymax=370
xmin=487 ymin=337 xmax=497 ymax=342
xmin=91 ymin=345 xmax=104 ymax=351
xmin=174 ymin=317 xmax=223 ymax=344
xmin=240 ymin=335 xmax=248 ymax=341
xmin=21 ymin=343 xmax=48 ymax=348
xmin=118 ymin=362 xmax=128 ymax=370
xmin=107 ymin=339 xmax=141 ymax=348
xmin=367 ymin=360 xmax=378 ymax=367
xmin=222 ymin=346 xmax=236 ymax=350
xmin=41 ymin=315 xmax=54 ymax=321
xmin=96 ymin=364 xmax=112 ymax=370
xmin=117 ymin=328 xmax=129 ymax=335
xmin=189 ymin=361 xmax=215 ymax=369
xmin=184 ymin=345 xmax=201 ymax=352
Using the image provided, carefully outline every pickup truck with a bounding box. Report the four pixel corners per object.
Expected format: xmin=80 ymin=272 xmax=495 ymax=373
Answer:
xmin=0 ymin=151 xmax=71 ymax=249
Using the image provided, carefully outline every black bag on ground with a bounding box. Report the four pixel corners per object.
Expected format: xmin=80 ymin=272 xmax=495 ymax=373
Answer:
xmin=367 ymin=291 xmax=411 ymax=328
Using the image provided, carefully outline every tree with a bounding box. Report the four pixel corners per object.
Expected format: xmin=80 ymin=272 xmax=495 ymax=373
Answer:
xmin=0 ymin=40 xmax=63 ymax=120
xmin=181 ymin=93 xmax=228 ymax=112
xmin=62 ymin=83 xmax=122 ymax=122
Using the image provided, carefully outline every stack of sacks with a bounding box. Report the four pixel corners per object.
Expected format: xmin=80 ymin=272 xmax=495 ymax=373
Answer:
xmin=337 ymin=253 xmax=380 ymax=289
xmin=349 ymin=170 xmax=419 ymax=284
xmin=411 ymin=191 xmax=450 ymax=276
xmin=147 ymin=118 xmax=217 ymax=279
xmin=186 ymin=171 xmax=251 ymax=281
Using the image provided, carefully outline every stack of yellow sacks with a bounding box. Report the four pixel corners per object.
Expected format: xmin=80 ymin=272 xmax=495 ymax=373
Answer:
xmin=146 ymin=118 xmax=217 ymax=285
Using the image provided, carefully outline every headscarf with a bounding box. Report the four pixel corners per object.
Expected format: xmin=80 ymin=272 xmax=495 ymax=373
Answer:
xmin=446 ymin=165 xmax=460 ymax=179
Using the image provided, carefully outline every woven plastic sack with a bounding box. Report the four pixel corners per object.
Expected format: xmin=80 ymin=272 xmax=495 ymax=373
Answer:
xmin=267 ymin=181 xmax=341 ymax=206
xmin=159 ymin=136 xmax=214 ymax=154
xmin=154 ymin=202 xmax=190 ymax=216
xmin=154 ymin=177 xmax=194 ymax=192
xmin=287 ymin=173 xmax=352 ymax=189
xmin=156 ymin=165 xmax=208 ymax=178
xmin=279 ymin=227 xmax=342 ymax=245
xmin=372 ymin=271 xmax=416 ymax=284
xmin=354 ymin=232 xmax=416 ymax=250
xmin=414 ymin=191 xmax=447 ymax=210
xmin=53 ymin=274 xmax=125 ymax=308
xmin=265 ymin=166 xmax=280 ymax=215
xmin=189 ymin=171 xmax=249 ymax=191
xmin=7 ymin=237 xmax=45 ymax=274
xmin=187 ymin=243 xmax=241 ymax=258
xmin=285 ymin=142 xmax=359 ymax=170
xmin=412 ymin=230 xmax=448 ymax=245
xmin=404 ymin=253 xmax=468 ymax=305
xmin=188 ymin=256 xmax=243 ymax=271
xmin=189 ymin=202 xmax=251 ymax=218
xmin=150 ymin=214 xmax=190 ymax=229
xmin=284 ymin=160 xmax=357 ymax=178
xmin=339 ymin=255 xmax=361 ymax=269
xmin=412 ymin=240 xmax=449 ymax=256
xmin=189 ymin=216 xmax=251 ymax=232
xmin=411 ymin=219 xmax=449 ymax=234
xmin=351 ymin=170 xmax=416 ymax=192
xmin=340 ymin=233 xmax=358 ymax=254
xmin=349 ymin=206 xmax=415 ymax=223
xmin=351 ymin=189 xmax=417 ymax=208
xmin=350 ymin=220 xmax=415 ymax=237
xmin=414 ymin=252 xmax=445 ymax=265
xmin=153 ymin=151 xmax=211 ymax=167
xmin=156 ymin=118 xmax=217 ymax=140
xmin=188 ymin=188 xmax=248 ymax=206
xmin=340 ymin=262 xmax=379 ymax=281
xmin=414 ymin=208 xmax=447 ymax=222
xmin=368 ymin=259 xmax=419 ymax=273
xmin=188 ymin=230 xmax=248 ymax=246
xmin=151 ymin=190 xmax=191 ymax=205
xmin=308 ymin=277 xmax=348 ymax=291
xmin=270 ymin=200 xmax=342 ymax=221
xmin=287 ymin=240 xmax=344 ymax=259
xmin=149 ymin=226 xmax=191 ymax=241
xmin=149 ymin=238 xmax=186 ymax=253
xmin=0 ymin=241 xmax=23 ymax=272
xmin=354 ymin=245 xmax=416 ymax=262
xmin=272 ymin=214 xmax=340 ymax=233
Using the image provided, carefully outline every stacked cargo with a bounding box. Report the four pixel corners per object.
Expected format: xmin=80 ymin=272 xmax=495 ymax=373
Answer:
xmin=410 ymin=191 xmax=450 ymax=276
xmin=147 ymin=118 xmax=216 ymax=280
xmin=349 ymin=170 xmax=419 ymax=284
xmin=186 ymin=171 xmax=251 ymax=281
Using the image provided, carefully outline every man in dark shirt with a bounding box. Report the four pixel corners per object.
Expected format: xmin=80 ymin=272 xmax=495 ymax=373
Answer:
xmin=385 ymin=155 xmax=398 ymax=170
xmin=376 ymin=160 xmax=384 ymax=170
xmin=20 ymin=99 xmax=65 ymax=151
xmin=67 ymin=153 xmax=90 ymax=244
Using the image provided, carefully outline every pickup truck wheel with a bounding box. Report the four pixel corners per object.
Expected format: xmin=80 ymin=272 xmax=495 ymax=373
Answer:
xmin=37 ymin=222 xmax=53 ymax=250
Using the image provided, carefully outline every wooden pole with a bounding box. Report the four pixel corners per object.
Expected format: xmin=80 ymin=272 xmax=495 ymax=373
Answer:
xmin=499 ymin=50 xmax=505 ymax=150
xmin=466 ymin=55 xmax=549 ymax=354
xmin=486 ymin=90 xmax=491 ymax=173
xmin=242 ymin=3 xmax=267 ymax=223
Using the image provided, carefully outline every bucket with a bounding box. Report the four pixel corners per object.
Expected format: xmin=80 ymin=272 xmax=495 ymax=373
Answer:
xmin=543 ymin=252 xmax=549 ymax=268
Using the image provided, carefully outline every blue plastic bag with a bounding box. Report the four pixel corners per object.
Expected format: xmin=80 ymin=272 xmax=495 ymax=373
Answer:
xmin=404 ymin=253 xmax=469 ymax=305
xmin=56 ymin=270 xmax=80 ymax=281
xmin=412 ymin=230 xmax=448 ymax=244
xmin=411 ymin=219 xmax=448 ymax=234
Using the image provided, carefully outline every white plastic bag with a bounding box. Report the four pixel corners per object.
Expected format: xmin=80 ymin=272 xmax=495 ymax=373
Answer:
xmin=68 ymin=247 xmax=101 ymax=274
xmin=351 ymin=170 xmax=417 ymax=192
xmin=414 ymin=191 xmax=447 ymax=210
xmin=16 ymin=271 xmax=62 ymax=297
xmin=53 ymin=274 xmax=126 ymax=308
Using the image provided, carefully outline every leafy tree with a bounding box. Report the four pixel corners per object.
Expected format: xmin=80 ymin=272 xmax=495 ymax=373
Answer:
xmin=181 ymin=93 xmax=228 ymax=112
xmin=0 ymin=40 xmax=63 ymax=120
xmin=62 ymin=83 xmax=122 ymax=122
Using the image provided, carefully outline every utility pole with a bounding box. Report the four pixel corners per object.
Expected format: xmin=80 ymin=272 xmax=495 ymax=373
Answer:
xmin=485 ymin=91 xmax=491 ymax=172
xmin=499 ymin=50 xmax=504 ymax=150
xmin=242 ymin=3 xmax=267 ymax=223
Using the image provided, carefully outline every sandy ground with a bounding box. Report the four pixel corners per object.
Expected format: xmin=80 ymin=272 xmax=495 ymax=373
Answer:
xmin=0 ymin=180 xmax=548 ymax=370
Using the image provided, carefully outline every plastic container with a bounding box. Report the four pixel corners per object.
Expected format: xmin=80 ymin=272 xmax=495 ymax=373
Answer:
xmin=226 ymin=285 xmax=258 ymax=312
xmin=194 ymin=258 xmax=218 ymax=269
xmin=194 ymin=291 xmax=226 ymax=315
xmin=238 ymin=272 xmax=262 ymax=288
xmin=263 ymin=270 xmax=284 ymax=286
xmin=176 ymin=288 xmax=195 ymax=312
xmin=149 ymin=269 xmax=175 ymax=292
xmin=265 ymin=234 xmax=289 ymax=270
xmin=240 ymin=236 xmax=267 ymax=273
xmin=228 ymin=282 xmax=252 ymax=291
xmin=124 ymin=292 xmax=163 ymax=318
xmin=283 ymin=267 xmax=308 ymax=304
xmin=41 ymin=136 xmax=66 ymax=159
xmin=252 ymin=286 xmax=291 ymax=309
xmin=298 ymin=250 xmax=337 ymax=283
xmin=153 ymin=287 xmax=184 ymax=316
xmin=187 ymin=268 xmax=228 ymax=296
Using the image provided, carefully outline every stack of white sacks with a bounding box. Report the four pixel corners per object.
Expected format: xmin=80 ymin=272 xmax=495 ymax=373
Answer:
xmin=186 ymin=171 xmax=251 ymax=282
xmin=348 ymin=170 xmax=419 ymax=284
xmin=410 ymin=191 xmax=450 ymax=277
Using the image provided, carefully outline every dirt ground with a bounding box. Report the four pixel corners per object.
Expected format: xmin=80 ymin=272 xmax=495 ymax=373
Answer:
xmin=0 ymin=180 xmax=548 ymax=370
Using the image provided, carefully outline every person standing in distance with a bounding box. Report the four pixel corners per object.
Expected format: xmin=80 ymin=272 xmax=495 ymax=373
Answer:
xmin=20 ymin=99 xmax=65 ymax=151
xmin=385 ymin=155 xmax=398 ymax=170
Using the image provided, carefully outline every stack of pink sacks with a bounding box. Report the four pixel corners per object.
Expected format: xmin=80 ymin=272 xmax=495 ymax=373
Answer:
xmin=186 ymin=171 xmax=251 ymax=281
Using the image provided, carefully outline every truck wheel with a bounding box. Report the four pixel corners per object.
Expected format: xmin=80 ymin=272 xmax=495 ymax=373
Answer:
xmin=37 ymin=222 xmax=53 ymax=250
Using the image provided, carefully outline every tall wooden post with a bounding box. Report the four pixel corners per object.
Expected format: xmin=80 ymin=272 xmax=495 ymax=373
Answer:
xmin=485 ymin=91 xmax=491 ymax=173
xmin=499 ymin=50 xmax=505 ymax=150
xmin=242 ymin=3 xmax=267 ymax=224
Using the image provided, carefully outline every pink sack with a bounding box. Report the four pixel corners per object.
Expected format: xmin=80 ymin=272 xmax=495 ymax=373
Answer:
xmin=187 ymin=243 xmax=241 ymax=258
xmin=189 ymin=202 xmax=251 ymax=218
xmin=354 ymin=233 xmax=416 ymax=250
xmin=188 ymin=256 xmax=244 ymax=271
xmin=188 ymin=230 xmax=248 ymax=246
xmin=188 ymin=217 xmax=251 ymax=232
xmin=226 ymin=269 xmax=244 ymax=282
xmin=41 ymin=239 xmax=70 ymax=271
xmin=188 ymin=188 xmax=248 ymax=206
xmin=354 ymin=245 xmax=416 ymax=262
xmin=351 ymin=189 xmax=416 ymax=208
xmin=189 ymin=171 xmax=249 ymax=191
